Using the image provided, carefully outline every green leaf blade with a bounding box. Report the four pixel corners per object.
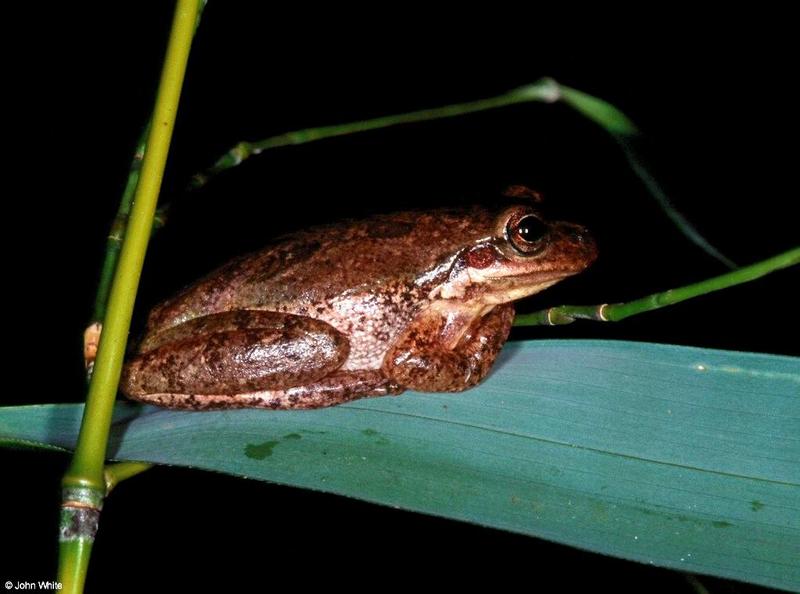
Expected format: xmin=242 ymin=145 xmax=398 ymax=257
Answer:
xmin=2 ymin=340 xmax=798 ymax=590
xmin=557 ymin=84 xmax=639 ymax=136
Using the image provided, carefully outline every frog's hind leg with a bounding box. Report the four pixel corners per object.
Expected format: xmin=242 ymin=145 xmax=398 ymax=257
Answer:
xmin=121 ymin=310 xmax=352 ymax=405
xmin=135 ymin=370 xmax=404 ymax=410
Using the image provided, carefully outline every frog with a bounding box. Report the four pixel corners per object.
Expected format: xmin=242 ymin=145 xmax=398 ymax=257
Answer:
xmin=120 ymin=198 xmax=597 ymax=410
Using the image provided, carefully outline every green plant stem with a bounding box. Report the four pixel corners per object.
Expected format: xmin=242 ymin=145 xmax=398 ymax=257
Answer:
xmin=90 ymin=1 xmax=207 ymax=327
xmin=105 ymin=461 xmax=153 ymax=494
xmin=684 ymin=575 xmax=711 ymax=594
xmin=58 ymin=2 xmax=200 ymax=591
xmin=514 ymin=246 xmax=800 ymax=327
xmin=58 ymin=540 xmax=92 ymax=594
xmin=555 ymin=83 xmax=734 ymax=269
xmin=615 ymin=137 xmax=737 ymax=269
xmin=189 ymin=78 xmax=563 ymax=188
xmin=188 ymin=77 xmax=733 ymax=269
xmin=91 ymin=124 xmax=149 ymax=324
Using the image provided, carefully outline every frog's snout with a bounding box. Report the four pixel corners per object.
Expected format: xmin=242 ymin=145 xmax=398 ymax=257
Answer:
xmin=563 ymin=223 xmax=589 ymax=244
xmin=553 ymin=221 xmax=598 ymax=267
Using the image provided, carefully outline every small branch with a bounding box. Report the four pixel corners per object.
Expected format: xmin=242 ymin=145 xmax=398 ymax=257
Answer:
xmin=514 ymin=246 xmax=800 ymax=327
xmin=105 ymin=461 xmax=153 ymax=494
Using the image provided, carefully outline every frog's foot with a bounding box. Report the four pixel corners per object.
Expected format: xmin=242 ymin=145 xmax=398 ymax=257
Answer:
xmin=383 ymin=303 xmax=514 ymax=392
xmin=127 ymin=370 xmax=404 ymax=411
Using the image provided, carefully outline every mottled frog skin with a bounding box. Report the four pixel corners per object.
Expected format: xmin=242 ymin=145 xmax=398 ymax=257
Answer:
xmin=121 ymin=201 xmax=597 ymax=409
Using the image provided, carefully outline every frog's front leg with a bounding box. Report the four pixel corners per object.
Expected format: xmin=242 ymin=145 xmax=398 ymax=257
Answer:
xmin=383 ymin=304 xmax=515 ymax=392
xmin=121 ymin=310 xmax=350 ymax=403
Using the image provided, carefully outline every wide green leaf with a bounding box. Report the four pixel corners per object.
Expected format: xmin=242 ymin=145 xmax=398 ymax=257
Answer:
xmin=2 ymin=340 xmax=798 ymax=590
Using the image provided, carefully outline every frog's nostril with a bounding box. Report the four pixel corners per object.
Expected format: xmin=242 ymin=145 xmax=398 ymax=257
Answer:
xmin=567 ymin=227 xmax=586 ymax=243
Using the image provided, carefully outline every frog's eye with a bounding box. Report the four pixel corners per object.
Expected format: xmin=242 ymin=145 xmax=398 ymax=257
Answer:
xmin=508 ymin=214 xmax=548 ymax=254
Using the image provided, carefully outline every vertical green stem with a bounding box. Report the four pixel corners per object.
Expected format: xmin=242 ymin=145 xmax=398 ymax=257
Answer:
xmin=91 ymin=124 xmax=149 ymax=323
xmin=90 ymin=2 xmax=204 ymax=328
xmin=58 ymin=2 xmax=200 ymax=591
xmin=58 ymin=541 xmax=93 ymax=593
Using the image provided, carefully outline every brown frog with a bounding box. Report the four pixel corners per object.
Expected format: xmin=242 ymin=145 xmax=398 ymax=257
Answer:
xmin=120 ymin=200 xmax=597 ymax=410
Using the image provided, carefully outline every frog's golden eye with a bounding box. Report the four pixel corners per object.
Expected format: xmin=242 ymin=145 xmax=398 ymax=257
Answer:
xmin=507 ymin=214 xmax=548 ymax=254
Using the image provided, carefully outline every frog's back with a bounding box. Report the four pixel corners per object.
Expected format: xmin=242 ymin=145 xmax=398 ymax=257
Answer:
xmin=143 ymin=207 xmax=497 ymax=335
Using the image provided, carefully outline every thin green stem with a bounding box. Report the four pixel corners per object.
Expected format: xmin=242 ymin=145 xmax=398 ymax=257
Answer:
xmin=188 ymin=77 xmax=733 ymax=268
xmin=555 ymin=83 xmax=734 ymax=269
xmin=555 ymin=83 xmax=638 ymax=135
xmin=514 ymin=246 xmax=800 ymax=327
xmin=684 ymin=575 xmax=711 ymax=594
xmin=105 ymin=461 xmax=153 ymax=493
xmin=58 ymin=540 xmax=92 ymax=594
xmin=59 ymin=2 xmax=200 ymax=591
xmin=189 ymin=78 xmax=562 ymax=188
xmin=87 ymin=3 xmax=206 ymax=334
xmin=64 ymin=0 xmax=196 ymax=496
xmin=615 ymin=137 xmax=737 ymax=269
xmin=91 ymin=124 xmax=149 ymax=324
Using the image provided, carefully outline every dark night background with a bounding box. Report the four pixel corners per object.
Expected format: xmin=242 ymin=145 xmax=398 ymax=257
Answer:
xmin=4 ymin=4 xmax=798 ymax=592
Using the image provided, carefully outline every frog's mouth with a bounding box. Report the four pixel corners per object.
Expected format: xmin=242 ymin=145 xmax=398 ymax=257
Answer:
xmin=452 ymin=265 xmax=580 ymax=304
xmin=474 ymin=275 xmax=567 ymax=304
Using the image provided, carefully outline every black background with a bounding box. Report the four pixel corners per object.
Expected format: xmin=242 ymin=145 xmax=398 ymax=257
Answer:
xmin=4 ymin=4 xmax=798 ymax=592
